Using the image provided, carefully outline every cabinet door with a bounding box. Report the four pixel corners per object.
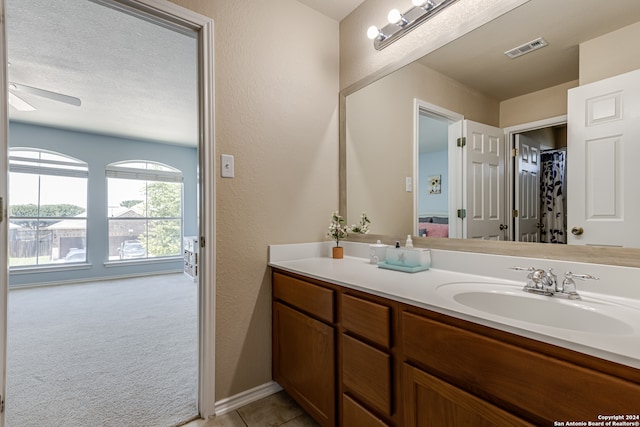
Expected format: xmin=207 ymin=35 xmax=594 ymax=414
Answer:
xmin=403 ymin=364 xmax=533 ymax=427
xmin=273 ymin=302 xmax=335 ymax=427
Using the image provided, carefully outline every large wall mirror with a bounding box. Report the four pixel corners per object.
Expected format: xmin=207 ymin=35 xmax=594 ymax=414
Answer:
xmin=343 ymin=0 xmax=640 ymax=261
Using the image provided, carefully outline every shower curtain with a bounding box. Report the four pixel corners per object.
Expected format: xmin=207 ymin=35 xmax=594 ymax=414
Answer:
xmin=540 ymin=150 xmax=566 ymax=243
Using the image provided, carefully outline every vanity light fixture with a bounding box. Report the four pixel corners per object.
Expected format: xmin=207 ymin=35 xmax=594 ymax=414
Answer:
xmin=367 ymin=0 xmax=459 ymax=50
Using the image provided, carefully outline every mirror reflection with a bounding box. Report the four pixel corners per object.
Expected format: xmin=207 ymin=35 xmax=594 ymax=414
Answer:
xmin=345 ymin=0 xmax=640 ymax=247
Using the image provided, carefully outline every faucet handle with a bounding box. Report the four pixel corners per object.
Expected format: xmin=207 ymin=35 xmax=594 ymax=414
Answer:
xmin=561 ymin=271 xmax=599 ymax=300
xmin=565 ymin=272 xmax=599 ymax=281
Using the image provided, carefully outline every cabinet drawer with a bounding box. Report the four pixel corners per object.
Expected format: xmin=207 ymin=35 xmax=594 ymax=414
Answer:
xmin=342 ymin=334 xmax=392 ymax=416
xmin=341 ymin=294 xmax=391 ymax=348
xmin=402 ymin=311 xmax=640 ymax=423
xmin=342 ymin=394 xmax=389 ymax=427
xmin=273 ymin=272 xmax=334 ymax=323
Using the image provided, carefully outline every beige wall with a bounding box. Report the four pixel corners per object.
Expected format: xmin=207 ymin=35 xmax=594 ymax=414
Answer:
xmin=168 ymin=0 xmax=340 ymax=400
xmin=347 ymin=62 xmax=498 ymax=234
xmin=499 ymin=80 xmax=578 ymax=128
xmin=339 ymin=0 xmax=528 ymax=91
xmin=499 ymin=20 xmax=640 ymax=129
xmin=580 ymin=21 xmax=640 ymax=85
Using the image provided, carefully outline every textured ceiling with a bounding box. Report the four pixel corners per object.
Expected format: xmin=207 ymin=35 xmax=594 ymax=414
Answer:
xmin=418 ymin=0 xmax=640 ymax=100
xmin=296 ymin=0 xmax=366 ymax=21
xmin=6 ymin=0 xmax=198 ymax=146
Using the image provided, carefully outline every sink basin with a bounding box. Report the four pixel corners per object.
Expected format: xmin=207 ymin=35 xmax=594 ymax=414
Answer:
xmin=436 ymin=282 xmax=637 ymax=335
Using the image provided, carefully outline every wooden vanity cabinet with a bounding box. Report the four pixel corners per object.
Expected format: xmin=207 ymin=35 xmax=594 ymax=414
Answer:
xmin=272 ymin=272 xmax=336 ymax=427
xmin=340 ymin=292 xmax=395 ymax=426
xmin=272 ymin=269 xmax=640 ymax=426
xmin=401 ymin=309 xmax=640 ymax=425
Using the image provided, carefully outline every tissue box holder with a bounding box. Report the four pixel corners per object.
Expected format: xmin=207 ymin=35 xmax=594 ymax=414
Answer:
xmin=378 ymin=248 xmax=431 ymax=273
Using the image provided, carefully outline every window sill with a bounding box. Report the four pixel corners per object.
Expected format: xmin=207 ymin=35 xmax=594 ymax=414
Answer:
xmin=10 ymin=263 xmax=92 ymax=275
xmin=104 ymin=256 xmax=182 ymax=268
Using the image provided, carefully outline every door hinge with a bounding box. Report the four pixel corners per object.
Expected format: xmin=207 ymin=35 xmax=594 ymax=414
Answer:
xmin=457 ymin=209 xmax=467 ymax=219
xmin=512 ymin=148 xmax=518 ymax=157
xmin=200 ymin=237 xmax=205 ymax=248
xmin=1 ymin=395 xmax=4 ymax=413
xmin=457 ymin=137 xmax=466 ymax=147
xmin=512 ymin=209 xmax=519 ymax=218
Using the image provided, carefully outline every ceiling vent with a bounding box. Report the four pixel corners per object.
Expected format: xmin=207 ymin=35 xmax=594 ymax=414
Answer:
xmin=504 ymin=37 xmax=548 ymax=59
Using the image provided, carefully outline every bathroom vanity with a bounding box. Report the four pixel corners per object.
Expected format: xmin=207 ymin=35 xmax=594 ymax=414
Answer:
xmin=269 ymin=243 xmax=640 ymax=427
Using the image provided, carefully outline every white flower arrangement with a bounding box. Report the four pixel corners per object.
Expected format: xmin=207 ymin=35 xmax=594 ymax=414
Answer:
xmin=327 ymin=211 xmax=348 ymax=247
xmin=350 ymin=212 xmax=371 ymax=234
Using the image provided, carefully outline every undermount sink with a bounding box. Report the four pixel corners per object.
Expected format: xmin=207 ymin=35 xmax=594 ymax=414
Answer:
xmin=436 ymin=282 xmax=637 ymax=335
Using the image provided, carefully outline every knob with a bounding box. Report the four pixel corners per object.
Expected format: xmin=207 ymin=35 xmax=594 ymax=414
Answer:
xmin=499 ymin=224 xmax=508 ymax=230
xmin=571 ymin=226 xmax=584 ymax=236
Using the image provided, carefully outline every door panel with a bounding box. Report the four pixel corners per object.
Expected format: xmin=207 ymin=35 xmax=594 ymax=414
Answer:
xmin=567 ymin=69 xmax=640 ymax=246
xmin=515 ymin=134 xmax=541 ymax=242
xmin=463 ymin=120 xmax=505 ymax=240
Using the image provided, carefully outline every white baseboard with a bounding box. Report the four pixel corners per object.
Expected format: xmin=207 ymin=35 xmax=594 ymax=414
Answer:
xmin=214 ymin=381 xmax=282 ymax=416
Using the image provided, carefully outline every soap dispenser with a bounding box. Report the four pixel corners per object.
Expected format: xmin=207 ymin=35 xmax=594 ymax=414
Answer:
xmin=405 ymin=235 xmax=413 ymax=248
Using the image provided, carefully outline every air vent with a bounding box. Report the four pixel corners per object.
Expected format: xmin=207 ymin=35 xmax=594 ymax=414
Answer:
xmin=504 ymin=37 xmax=548 ymax=59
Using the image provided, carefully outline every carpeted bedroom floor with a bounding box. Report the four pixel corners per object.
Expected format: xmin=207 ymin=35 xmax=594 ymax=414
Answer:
xmin=5 ymin=273 xmax=198 ymax=427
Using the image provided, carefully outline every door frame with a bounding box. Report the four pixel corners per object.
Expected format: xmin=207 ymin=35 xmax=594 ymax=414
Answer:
xmin=0 ymin=0 xmax=217 ymax=421
xmin=503 ymin=115 xmax=567 ymax=241
xmin=413 ymin=99 xmax=464 ymax=238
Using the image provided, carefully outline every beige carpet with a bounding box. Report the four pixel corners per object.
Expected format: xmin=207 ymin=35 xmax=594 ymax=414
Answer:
xmin=6 ymin=273 xmax=198 ymax=427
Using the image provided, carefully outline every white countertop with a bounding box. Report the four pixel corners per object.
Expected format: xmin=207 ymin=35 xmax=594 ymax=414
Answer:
xmin=268 ymin=242 xmax=640 ymax=370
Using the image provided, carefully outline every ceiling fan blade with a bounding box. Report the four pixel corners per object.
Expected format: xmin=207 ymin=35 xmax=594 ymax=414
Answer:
xmin=8 ymin=92 xmax=36 ymax=111
xmin=10 ymin=82 xmax=82 ymax=107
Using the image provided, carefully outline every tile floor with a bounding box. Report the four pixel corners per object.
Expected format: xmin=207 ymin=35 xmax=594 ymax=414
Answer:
xmin=181 ymin=391 xmax=320 ymax=427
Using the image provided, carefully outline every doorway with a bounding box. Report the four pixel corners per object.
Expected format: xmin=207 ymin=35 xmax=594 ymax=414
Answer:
xmin=507 ymin=117 xmax=568 ymax=244
xmin=413 ymin=99 xmax=463 ymax=239
xmin=0 ymin=0 xmax=216 ymax=425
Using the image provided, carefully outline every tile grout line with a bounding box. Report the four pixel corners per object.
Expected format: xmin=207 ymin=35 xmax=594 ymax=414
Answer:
xmin=236 ymin=409 xmax=250 ymax=427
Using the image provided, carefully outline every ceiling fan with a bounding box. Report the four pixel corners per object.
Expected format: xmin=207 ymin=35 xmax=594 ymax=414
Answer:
xmin=7 ymin=63 xmax=82 ymax=112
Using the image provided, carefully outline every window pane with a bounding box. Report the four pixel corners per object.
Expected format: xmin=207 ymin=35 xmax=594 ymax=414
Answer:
xmin=9 ymin=220 xmax=86 ymax=266
xmin=147 ymin=220 xmax=181 ymax=257
xmin=108 ymin=219 xmax=147 ymax=260
xmin=146 ymin=182 xmax=181 ymax=217
xmin=108 ymin=178 xmax=146 ymax=217
xmin=53 ymin=220 xmax=87 ymax=263
xmin=9 ymin=172 xmax=39 ymax=214
xmin=39 ymin=175 xmax=88 ymax=216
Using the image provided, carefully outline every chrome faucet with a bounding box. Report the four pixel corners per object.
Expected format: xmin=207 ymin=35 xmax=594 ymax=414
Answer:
xmin=510 ymin=267 xmax=598 ymax=299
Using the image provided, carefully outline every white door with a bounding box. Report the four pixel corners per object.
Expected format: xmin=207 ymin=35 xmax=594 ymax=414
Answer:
xmin=567 ymin=68 xmax=640 ymax=247
xmin=1 ymin=0 xmax=9 ymax=423
xmin=514 ymin=134 xmax=541 ymax=242
xmin=463 ymin=120 xmax=506 ymax=240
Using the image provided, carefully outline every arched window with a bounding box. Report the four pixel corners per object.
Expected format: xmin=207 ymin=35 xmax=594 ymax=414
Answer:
xmin=9 ymin=148 xmax=88 ymax=267
xmin=106 ymin=161 xmax=183 ymax=261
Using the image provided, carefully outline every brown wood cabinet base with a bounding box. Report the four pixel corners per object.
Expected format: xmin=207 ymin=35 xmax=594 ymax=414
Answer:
xmin=271 ymin=269 xmax=640 ymax=427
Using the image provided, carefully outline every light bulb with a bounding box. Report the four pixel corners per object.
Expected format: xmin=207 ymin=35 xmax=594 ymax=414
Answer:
xmin=367 ymin=26 xmax=381 ymax=40
xmin=387 ymin=9 xmax=402 ymax=24
xmin=413 ymin=0 xmax=436 ymax=8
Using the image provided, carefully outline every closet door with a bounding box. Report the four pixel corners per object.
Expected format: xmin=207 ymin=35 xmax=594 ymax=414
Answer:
xmin=514 ymin=134 xmax=541 ymax=242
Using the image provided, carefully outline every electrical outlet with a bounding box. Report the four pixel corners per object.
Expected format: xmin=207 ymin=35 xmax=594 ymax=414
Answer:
xmin=406 ymin=177 xmax=412 ymax=192
xmin=221 ymin=154 xmax=234 ymax=178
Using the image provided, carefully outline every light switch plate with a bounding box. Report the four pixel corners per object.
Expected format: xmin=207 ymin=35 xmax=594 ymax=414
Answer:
xmin=221 ymin=154 xmax=234 ymax=178
xmin=406 ymin=177 xmax=412 ymax=192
